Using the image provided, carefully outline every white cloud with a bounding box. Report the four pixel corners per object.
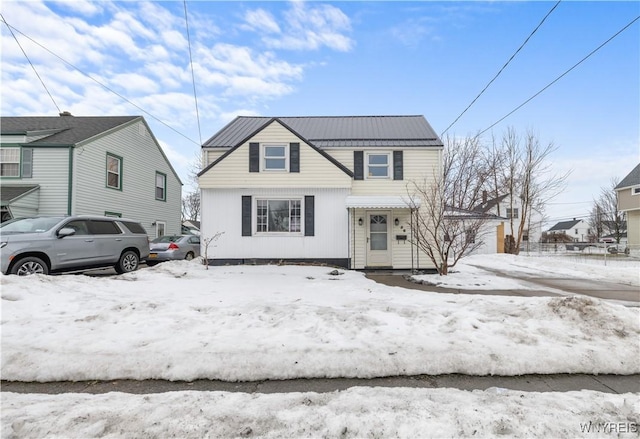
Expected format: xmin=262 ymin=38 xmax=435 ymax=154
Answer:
xmin=243 ymin=8 xmax=281 ymax=34
xmin=51 ymin=0 xmax=103 ymax=16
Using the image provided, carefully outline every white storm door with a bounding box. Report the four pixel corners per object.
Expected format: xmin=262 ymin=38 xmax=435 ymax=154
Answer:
xmin=367 ymin=212 xmax=391 ymax=267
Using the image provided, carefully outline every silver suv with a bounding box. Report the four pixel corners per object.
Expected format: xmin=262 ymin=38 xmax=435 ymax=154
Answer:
xmin=0 ymin=216 xmax=150 ymax=275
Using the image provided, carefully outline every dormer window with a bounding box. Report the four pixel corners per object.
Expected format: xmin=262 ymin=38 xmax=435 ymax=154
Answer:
xmin=263 ymin=145 xmax=288 ymax=171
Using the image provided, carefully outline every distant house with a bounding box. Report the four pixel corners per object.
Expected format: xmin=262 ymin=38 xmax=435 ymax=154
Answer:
xmin=444 ymin=206 xmax=506 ymax=255
xmin=615 ymin=163 xmax=640 ymax=254
xmin=0 ymin=114 xmax=182 ymax=237
xmin=198 ymin=115 xmax=443 ymax=270
xmin=473 ymin=192 xmax=543 ymax=251
xmin=546 ymin=219 xmax=591 ymax=243
xmin=182 ymin=220 xmax=200 ymax=235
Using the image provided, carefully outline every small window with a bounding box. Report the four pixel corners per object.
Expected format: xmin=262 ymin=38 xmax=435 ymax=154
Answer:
xmin=367 ymin=153 xmax=389 ymax=178
xmin=466 ymin=229 xmax=476 ymax=244
xmin=21 ymin=148 xmax=33 ymax=178
xmin=506 ymin=208 xmax=519 ymax=219
xmin=263 ymin=145 xmax=287 ymax=171
xmin=104 ymin=211 xmax=122 ymax=218
xmin=256 ymin=199 xmax=301 ymax=233
xmin=633 ymin=187 xmax=640 ymax=195
xmin=106 ymin=154 xmax=122 ymax=190
xmin=0 ymin=148 xmax=21 ymax=177
xmin=155 ymin=172 xmax=166 ymax=201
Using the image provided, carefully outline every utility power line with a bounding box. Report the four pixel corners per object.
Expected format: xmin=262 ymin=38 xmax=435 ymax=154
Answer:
xmin=440 ymin=0 xmax=562 ymax=136
xmin=478 ymin=15 xmax=640 ymax=136
xmin=1 ymin=13 xmax=61 ymax=114
xmin=183 ymin=0 xmax=203 ymax=146
xmin=1 ymin=19 xmax=199 ymax=146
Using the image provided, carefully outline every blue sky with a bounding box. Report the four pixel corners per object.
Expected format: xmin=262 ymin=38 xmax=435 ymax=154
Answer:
xmin=1 ymin=1 xmax=638 ymax=227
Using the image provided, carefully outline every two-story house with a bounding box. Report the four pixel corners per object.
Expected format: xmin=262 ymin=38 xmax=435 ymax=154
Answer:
xmin=615 ymin=163 xmax=640 ymax=254
xmin=197 ymin=115 xmax=443 ymax=270
xmin=473 ymin=192 xmax=543 ymax=251
xmin=0 ymin=114 xmax=182 ymax=237
xmin=546 ymin=219 xmax=591 ymax=243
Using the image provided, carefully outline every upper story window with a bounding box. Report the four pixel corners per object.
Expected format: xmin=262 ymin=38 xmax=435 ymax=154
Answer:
xmin=506 ymin=208 xmax=519 ymax=219
xmin=106 ymin=153 xmax=122 ymax=190
xmin=367 ymin=153 xmax=390 ymax=178
xmin=633 ymin=186 xmax=640 ymax=195
xmin=155 ymin=172 xmax=166 ymax=201
xmin=0 ymin=148 xmax=20 ymax=177
xmin=263 ymin=145 xmax=288 ymax=171
xmin=256 ymin=199 xmax=301 ymax=233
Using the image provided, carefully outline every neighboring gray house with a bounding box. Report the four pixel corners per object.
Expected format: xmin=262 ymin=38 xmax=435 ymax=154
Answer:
xmin=615 ymin=163 xmax=640 ymax=253
xmin=0 ymin=114 xmax=182 ymax=237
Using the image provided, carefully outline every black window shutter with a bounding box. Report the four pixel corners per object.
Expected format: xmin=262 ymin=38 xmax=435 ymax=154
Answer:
xmin=249 ymin=143 xmax=259 ymax=172
xmin=393 ymin=151 xmax=403 ymax=180
xmin=241 ymin=196 xmax=252 ymax=236
xmin=304 ymin=196 xmax=314 ymax=236
xmin=290 ymin=143 xmax=300 ymax=173
xmin=354 ymin=151 xmax=364 ymax=180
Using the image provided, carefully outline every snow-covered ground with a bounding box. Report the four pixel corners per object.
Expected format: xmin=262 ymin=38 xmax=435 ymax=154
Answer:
xmin=413 ymin=253 xmax=640 ymax=290
xmin=3 ymin=387 xmax=639 ymax=438
xmin=2 ymin=254 xmax=639 ymax=438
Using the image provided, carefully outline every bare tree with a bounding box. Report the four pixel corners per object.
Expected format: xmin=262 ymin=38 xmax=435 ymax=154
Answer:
xmin=201 ymin=231 xmax=225 ymax=269
xmin=497 ymin=128 xmax=568 ymax=254
xmin=589 ymin=178 xmax=625 ymax=243
xmin=182 ymin=191 xmax=200 ymax=221
xmin=408 ymin=135 xmax=493 ymax=275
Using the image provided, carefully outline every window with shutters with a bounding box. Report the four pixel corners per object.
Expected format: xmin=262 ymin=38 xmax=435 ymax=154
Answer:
xmin=256 ymin=199 xmax=301 ymax=233
xmin=262 ymin=144 xmax=288 ymax=171
xmin=366 ymin=152 xmax=390 ymax=179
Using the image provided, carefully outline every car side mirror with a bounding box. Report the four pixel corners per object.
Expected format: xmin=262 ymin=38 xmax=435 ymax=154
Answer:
xmin=57 ymin=227 xmax=76 ymax=238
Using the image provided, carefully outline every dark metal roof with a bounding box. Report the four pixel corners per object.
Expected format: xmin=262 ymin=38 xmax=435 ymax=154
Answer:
xmin=548 ymin=219 xmax=582 ymax=231
xmin=615 ymin=163 xmax=640 ymax=189
xmin=0 ymin=184 xmax=40 ymax=205
xmin=0 ymin=116 xmax=139 ymax=145
xmin=202 ymin=115 xmax=443 ymax=149
xmin=472 ymin=194 xmax=509 ymax=214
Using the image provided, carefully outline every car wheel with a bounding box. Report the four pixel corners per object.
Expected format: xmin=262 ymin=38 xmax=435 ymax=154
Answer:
xmin=11 ymin=256 xmax=49 ymax=276
xmin=185 ymin=252 xmax=195 ymax=261
xmin=115 ymin=250 xmax=139 ymax=274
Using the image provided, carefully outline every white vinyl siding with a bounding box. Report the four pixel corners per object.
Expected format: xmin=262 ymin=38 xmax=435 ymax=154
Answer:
xmin=72 ymin=120 xmax=182 ymax=236
xmin=199 ymin=120 xmax=351 ymax=189
xmin=201 ymin=187 xmax=349 ymax=260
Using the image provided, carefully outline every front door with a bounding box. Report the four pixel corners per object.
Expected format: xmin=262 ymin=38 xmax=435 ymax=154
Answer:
xmin=367 ymin=212 xmax=391 ymax=267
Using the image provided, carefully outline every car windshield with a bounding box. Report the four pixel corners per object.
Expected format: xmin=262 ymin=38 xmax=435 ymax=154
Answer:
xmin=0 ymin=217 xmax=64 ymax=234
xmin=152 ymin=235 xmax=182 ymax=243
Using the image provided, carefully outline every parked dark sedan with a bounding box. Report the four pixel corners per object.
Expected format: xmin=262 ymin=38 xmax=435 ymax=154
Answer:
xmin=145 ymin=235 xmax=200 ymax=265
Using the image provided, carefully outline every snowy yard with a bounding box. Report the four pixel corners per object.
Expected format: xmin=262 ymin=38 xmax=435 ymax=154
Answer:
xmin=2 ymin=254 xmax=639 ymax=438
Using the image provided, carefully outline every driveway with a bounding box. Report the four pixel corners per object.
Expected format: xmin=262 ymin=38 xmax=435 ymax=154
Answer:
xmin=366 ymin=268 xmax=640 ymax=306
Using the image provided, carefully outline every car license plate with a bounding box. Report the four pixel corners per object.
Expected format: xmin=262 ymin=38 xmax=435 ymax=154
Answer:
xmin=149 ymin=253 xmax=157 ymax=258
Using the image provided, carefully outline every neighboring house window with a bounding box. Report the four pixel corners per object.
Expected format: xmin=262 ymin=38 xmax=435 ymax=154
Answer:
xmin=466 ymin=229 xmax=476 ymax=244
xmin=575 ymin=229 xmax=578 ymax=235
xmin=104 ymin=211 xmax=122 ymax=218
xmin=155 ymin=172 xmax=166 ymax=201
xmin=367 ymin=153 xmax=390 ymax=178
xmin=0 ymin=148 xmax=20 ymax=177
xmin=506 ymin=208 xmax=519 ymax=219
xmin=106 ymin=153 xmax=122 ymax=190
xmin=263 ymin=145 xmax=288 ymax=171
xmin=256 ymin=199 xmax=301 ymax=233
xmin=633 ymin=187 xmax=640 ymax=195
xmin=522 ymin=230 xmax=529 ymax=241
xmin=155 ymin=221 xmax=166 ymax=238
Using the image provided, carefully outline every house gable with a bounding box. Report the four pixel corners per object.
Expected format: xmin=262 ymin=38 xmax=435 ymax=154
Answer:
xmin=199 ymin=119 xmax=353 ymax=189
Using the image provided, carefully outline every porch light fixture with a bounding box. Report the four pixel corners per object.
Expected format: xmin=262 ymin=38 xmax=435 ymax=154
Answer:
xmin=394 ymin=218 xmax=399 ymax=226
xmin=358 ymin=218 xmax=363 ymax=226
